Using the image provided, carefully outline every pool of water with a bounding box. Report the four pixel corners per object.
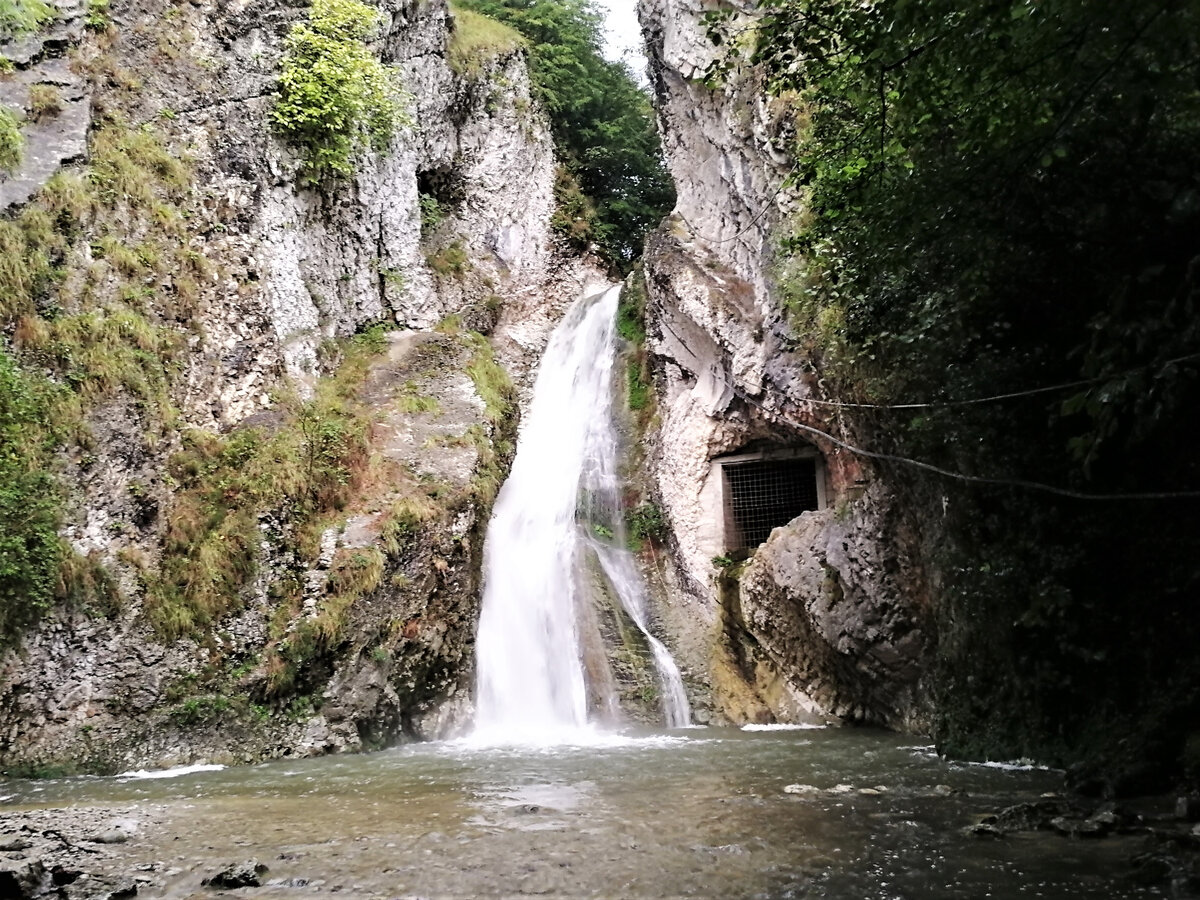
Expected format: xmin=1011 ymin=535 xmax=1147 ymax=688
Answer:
xmin=0 ymin=726 xmax=1158 ymax=898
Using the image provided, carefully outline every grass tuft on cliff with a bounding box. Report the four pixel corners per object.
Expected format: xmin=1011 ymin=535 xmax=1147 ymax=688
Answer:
xmin=447 ymin=4 xmax=527 ymax=77
xmin=271 ymin=0 xmax=409 ymax=183
xmin=0 ymin=106 xmax=22 ymax=173
xmin=0 ymin=0 xmax=54 ymax=39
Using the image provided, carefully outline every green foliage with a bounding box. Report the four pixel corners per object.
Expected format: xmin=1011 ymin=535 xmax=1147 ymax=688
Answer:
xmin=271 ymin=0 xmax=408 ymax=182
xmin=549 ymin=165 xmax=596 ymax=249
xmin=0 ymin=118 xmax=198 ymax=645
xmin=0 ymin=106 xmax=22 ymax=174
xmin=626 ymin=357 xmax=649 ymax=411
xmin=167 ymin=694 xmax=231 ymax=726
xmin=727 ymin=0 xmax=1200 ymax=775
xmin=0 ymin=350 xmax=66 ymax=645
xmin=26 ymin=84 xmax=62 ymax=122
xmin=418 ymin=192 xmax=443 ymax=233
xmin=615 ymin=280 xmax=646 ymax=345
xmin=627 ymin=502 xmax=665 ymax=544
xmin=144 ymin=335 xmax=383 ymax=640
xmin=458 ymin=0 xmax=675 ymax=268
xmin=88 ymin=122 xmax=189 ymax=206
xmin=447 ymin=4 xmax=527 ymax=76
xmin=395 ymin=378 xmax=440 ymax=414
xmin=17 ymin=307 xmax=183 ymax=419
xmin=464 ymin=331 xmax=515 ymax=424
xmin=426 ymin=240 xmax=470 ymax=277
xmin=83 ymin=0 xmax=109 ymax=31
xmin=0 ymin=123 xmax=192 ymax=329
xmin=0 ymin=0 xmax=53 ymax=38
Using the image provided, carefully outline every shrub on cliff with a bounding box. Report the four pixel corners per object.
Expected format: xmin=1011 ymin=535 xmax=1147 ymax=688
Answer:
xmin=0 ymin=0 xmax=54 ymax=39
xmin=0 ymin=350 xmax=64 ymax=644
xmin=271 ymin=0 xmax=407 ymax=182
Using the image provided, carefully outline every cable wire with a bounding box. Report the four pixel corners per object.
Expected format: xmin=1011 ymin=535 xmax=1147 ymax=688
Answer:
xmin=732 ymin=387 xmax=1200 ymax=501
xmin=793 ymin=351 xmax=1200 ymax=410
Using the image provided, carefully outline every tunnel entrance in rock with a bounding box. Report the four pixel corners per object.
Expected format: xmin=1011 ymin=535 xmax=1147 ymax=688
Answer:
xmin=717 ymin=447 xmax=825 ymax=553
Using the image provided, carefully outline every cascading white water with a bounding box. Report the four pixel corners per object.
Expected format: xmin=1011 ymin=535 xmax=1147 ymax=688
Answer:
xmin=472 ymin=285 xmax=690 ymax=743
xmin=592 ymin=545 xmax=691 ymax=727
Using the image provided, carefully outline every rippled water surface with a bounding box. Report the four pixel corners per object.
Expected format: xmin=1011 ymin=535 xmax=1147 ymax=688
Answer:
xmin=1 ymin=727 xmax=1158 ymax=898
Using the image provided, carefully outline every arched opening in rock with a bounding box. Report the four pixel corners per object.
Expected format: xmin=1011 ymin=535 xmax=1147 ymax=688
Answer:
xmin=714 ymin=444 xmax=827 ymax=553
xmin=416 ymin=165 xmax=467 ymax=235
xmin=416 ymin=165 xmax=466 ymax=209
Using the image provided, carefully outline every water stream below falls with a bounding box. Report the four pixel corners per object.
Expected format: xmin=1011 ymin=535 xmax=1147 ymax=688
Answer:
xmin=0 ymin=728 xmax=1159 ymax=898
xmin=473 ymin=284 xmax=688 ymax=742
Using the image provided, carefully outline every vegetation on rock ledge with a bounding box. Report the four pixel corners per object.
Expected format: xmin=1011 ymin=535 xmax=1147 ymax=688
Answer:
xmin=0 ymin=106 xmax=22 ymax=173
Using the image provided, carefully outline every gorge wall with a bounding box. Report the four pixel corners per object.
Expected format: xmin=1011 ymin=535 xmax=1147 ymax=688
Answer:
xmin=0 ymin=0 xmax=604 ymax=773
xmin=636 ymin=0 xmax=931 ymax=731
xmin=638 ymin=0 xmax=1200 ymax=796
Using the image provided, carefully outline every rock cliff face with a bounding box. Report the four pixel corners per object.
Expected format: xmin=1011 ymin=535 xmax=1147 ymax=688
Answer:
xmin=638 ymin=0 xmax=931 ymax=730
xmin=0 ymin=0 xmax=602 ymax=772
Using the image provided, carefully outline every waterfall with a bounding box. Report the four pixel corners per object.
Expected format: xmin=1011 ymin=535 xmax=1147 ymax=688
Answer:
xmin=472 ymin=285 xmax=690 ymax=743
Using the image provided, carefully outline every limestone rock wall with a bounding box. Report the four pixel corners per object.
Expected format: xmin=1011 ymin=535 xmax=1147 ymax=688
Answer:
xmin=638 ymin=0 xmax=932 ymax=729
xmin=0 ymin=0 xmax=600 ymax=773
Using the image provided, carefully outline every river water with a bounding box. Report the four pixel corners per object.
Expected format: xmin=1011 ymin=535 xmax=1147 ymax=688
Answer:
xmin=0 ymin=726 xmax=1157 ymax=898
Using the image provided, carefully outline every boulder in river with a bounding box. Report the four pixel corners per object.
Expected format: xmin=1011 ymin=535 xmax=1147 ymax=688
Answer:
xmin=0 ymin=859 xmax=49 ymax=899
xmin=201 ymin=860 xmax=268 ymax=889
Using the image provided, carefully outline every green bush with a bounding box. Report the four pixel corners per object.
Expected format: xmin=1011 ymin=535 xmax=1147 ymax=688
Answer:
xmin=626 ymin=358 xmax=649 ymax=411
xmin=628 ymin=502 xmax=665 ymax=543
xmin=271 ymin=0 xmax=408 ymax=182
xmin=0 ymin=107 xmax=23 ymax=174
xmin=418 ymin=193 xmax=443 ymax=233
xmin=426 ymin=240 xmax=470 ymax=277
xmin=0 ymin=0 xmax=54 ymax=39
xmin=0 ymin=350 xmax=67 ymax=645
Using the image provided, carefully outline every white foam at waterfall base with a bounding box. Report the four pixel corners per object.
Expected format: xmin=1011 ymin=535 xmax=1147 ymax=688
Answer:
xmin=116 ymin=763 xmax=226 ymax=780
xmin=472 ymin=284 xmax=690 ymax=746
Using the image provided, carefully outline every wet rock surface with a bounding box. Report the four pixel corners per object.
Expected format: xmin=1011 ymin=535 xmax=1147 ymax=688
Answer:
xmin=965 ymin=796 xmax=1200 ymax=894
xmin=0 ymin=806 xmax=166 ymax=899
xmin=200 ymin=859 xmax=267 ymax=889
